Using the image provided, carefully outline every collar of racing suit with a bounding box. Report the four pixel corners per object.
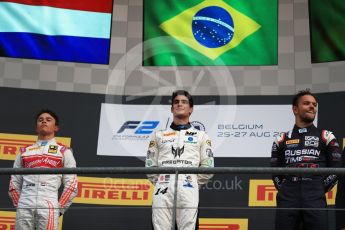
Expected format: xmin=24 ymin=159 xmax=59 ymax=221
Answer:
xmin=293 ymin=124 xmax=316 ymax=134
xmin=36 ymin=138 xmax=56 ymax=146
xmin=170 ymin=122 xmax=191 ymax=131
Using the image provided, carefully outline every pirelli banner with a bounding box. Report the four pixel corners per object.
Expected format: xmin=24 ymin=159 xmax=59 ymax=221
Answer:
xmin=75 ymin=177 xmax=153 ymax=205
xmin=248 ymin=179 xmax=337 ymax=206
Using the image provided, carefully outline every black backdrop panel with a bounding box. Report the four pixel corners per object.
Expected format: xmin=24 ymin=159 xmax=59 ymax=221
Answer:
xmin=0 ymin=87 xmax=344 ymax=230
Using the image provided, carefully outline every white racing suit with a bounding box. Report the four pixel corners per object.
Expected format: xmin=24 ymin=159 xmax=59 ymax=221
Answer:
xmin=145 ymin=123 xmax=214 ymax=230
xmin=8 ymin=138 xmax=78 ymax=230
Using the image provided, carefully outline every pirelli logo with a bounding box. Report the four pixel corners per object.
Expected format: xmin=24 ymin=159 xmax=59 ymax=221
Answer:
xmin=199 ymin=218 xmax=248 ymax=230
xmin=163 ymin=132 xmax=176 ymax=136
xmin=0 ymin=133 xmax=71 ymax=161
xmin=74 ymin=177 xmax=154 ymax=205
xmin=248 ymin=180 xmax=337 ymax=206
xmin=0 ymin=211 xmax=63 ymax=230
xmin=285 ymin=139 xmax=299 ymax=145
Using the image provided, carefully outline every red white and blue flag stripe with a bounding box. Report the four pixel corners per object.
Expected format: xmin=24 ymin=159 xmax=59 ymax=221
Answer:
xmin=0 ymin=0 xmax=113 ymax=64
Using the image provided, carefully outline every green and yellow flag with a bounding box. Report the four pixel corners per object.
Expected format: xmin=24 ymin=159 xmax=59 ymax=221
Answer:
xmin=310 ymin=0 xmax=345 ymax=63
xmin=143 ymin=0 xmax=277 ymax=66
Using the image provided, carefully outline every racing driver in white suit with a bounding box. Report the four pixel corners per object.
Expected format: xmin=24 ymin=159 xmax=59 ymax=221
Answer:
xmin=9 ymin=109 xmax=78 ymax=230
xmin=145 ymin=90 xmax=214 ymax=230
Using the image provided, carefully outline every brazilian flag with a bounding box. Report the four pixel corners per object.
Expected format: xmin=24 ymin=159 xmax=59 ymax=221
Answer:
xmin=310 ymin=0 xmax=345 ymax=63
xmin=143 ymin=0 xmax=277 ymax=66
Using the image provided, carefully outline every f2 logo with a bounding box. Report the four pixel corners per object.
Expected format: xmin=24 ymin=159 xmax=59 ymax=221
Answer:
xmin=117 ymin=121 xmax=159 ymax=134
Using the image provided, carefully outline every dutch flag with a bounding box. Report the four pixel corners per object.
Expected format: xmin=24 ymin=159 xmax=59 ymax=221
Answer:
xmin=0 ymin=0 xmax=113 ymax=64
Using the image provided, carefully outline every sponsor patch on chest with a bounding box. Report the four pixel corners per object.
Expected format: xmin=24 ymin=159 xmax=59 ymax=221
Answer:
xmin=158 ymin=174 xmax=170 ymax=183
xmin=184 ymin=136 xmax=197 ymax=144
xmin=304 ymin=136 xmax=319 ymax=147
xmin=22 ymin=155 xmax=63 ymax=168
xmin=48 ymin=145 xmax=58 ymax=154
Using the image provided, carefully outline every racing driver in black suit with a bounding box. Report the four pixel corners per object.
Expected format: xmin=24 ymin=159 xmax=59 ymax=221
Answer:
xmin=270 ymin=90 xmax=342 ymax=230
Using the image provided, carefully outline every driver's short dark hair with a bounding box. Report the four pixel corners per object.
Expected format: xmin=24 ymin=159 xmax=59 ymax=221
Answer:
xmin=292 ymin=89 xmax=317 ymax=106
xmin=171 ymin=90 xmax=194 ymax=107
xmin=35 ymin=109 xmax=59 ymax=126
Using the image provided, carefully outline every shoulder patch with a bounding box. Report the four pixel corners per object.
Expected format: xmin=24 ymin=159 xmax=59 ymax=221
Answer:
xmin=20 ymin=144 xmax=33 ymax=154
xmin=321 ymin=130 xmax=335 ymax=145
xmin=55 ymin=143 xmax=69 ymax=154
xmin=149 ymin=140 xmax=156 ymax=148
xmin=59 ymin=146 xmax=69 ymax=154
xmin=19 ymin=147 xmax=26 ymax=154
xmin=275 ymin=132 xmax=286 ymax=145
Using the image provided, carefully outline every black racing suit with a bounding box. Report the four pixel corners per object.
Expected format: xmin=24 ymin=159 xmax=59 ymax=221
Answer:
xmin=270 ymin=125 xmax=342 ymax=230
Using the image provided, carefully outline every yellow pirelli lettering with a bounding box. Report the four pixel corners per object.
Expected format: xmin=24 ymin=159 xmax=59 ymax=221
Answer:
xmin=74 ymin=176 xmax=154 ymax=206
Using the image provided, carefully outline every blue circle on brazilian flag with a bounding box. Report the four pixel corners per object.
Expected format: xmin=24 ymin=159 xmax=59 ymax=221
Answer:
xmin=192 ymin=6 xmax=234 ymax=48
